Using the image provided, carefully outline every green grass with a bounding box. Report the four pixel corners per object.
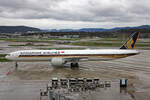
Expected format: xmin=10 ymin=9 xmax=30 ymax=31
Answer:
xmin=70 ymin=42 xmax=122 ymax=47
xmin=138 ymin=48 xmax=150 ymax=50
xmin=0 ymin=54 xmax=7 ymax=57
xmin=0 ymin=38 xmax=79 ymax=42
xmin=138 ymin=41 xmax=150 ymax=43
xmin=8 ymin=42 xmax=51 ymax=47
xmin=97 ymin=38 xmax=122 ymax=42
xmin=42 ymin=38 xmax=80 ymax=41
xmin=38 ymin=47 xmax=85 ymax=50
xmin=0 ymin=58 xmax=10 ymax=62
xmin=0 ymin=54 xmax=10 ymax=62
xmin=70 ymin=41 xmax=150 ymax=47
xmin=9 ymin=44 xmax=51 ymax=47
xmin=136 ymin=44 xmax=150 ymax=47
xmin=0 ymin=38 xmax=52 ymax=42
xmin=97 ymin=38 xmax=150 ymax=43
xmin=0 ymin=38 xmax=29 ymax=42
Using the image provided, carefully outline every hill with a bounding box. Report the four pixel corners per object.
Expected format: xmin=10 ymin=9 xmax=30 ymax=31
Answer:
xmin=0 ymin=26 xmax=41 ymax=33
xmin=47 ymin=25 xmax=150 ymax=32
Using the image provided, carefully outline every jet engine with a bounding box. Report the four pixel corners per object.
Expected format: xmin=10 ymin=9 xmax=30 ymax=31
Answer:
xmin=51 ymin=58 xmax=66 ymax=67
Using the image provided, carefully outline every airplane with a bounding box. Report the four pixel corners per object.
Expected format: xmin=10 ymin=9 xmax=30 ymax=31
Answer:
xmin=5 ymin=32 xmax=140 ymax=68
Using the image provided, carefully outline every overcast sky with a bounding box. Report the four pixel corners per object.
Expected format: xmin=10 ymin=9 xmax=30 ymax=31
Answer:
xmin=0 ymin=0 xmax=150 ymax=29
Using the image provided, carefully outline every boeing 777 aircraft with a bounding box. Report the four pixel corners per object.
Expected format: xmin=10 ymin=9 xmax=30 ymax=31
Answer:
xmin=6 ymin=32 xmax=140 ymax=68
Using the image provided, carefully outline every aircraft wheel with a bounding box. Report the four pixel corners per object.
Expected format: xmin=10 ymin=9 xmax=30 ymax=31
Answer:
xmin=71 ymin=63 xmax=79 ymax=69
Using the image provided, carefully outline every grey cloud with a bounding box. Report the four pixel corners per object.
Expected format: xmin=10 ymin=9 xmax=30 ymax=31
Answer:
xmin=0 ymin=0 xmax=150 ymax=25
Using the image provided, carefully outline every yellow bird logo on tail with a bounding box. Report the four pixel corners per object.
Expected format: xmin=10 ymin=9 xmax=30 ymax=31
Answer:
xmin=120 ymin=32 xmax=140 ymax=49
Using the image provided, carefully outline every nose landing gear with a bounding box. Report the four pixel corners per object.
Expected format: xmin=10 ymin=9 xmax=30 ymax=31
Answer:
xmin=15 ymin=62 xmax=18 ymax=71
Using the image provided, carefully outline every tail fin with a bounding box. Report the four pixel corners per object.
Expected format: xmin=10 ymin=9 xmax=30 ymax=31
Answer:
xmin=120 ymin=32 xmax=140 ymax=49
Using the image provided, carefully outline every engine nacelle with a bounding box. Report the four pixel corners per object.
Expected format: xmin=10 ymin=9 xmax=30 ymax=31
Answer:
xmin=51 ymin=58 xmax=66 ymax=67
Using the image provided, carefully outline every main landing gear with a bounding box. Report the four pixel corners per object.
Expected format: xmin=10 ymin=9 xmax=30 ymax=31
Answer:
xmin=70 ymin=63 xmax=79 ymax=69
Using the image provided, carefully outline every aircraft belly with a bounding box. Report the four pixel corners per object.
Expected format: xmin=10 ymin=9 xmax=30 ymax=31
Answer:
xmin=17 ymin=57 xmax=51 ymax=61
xmin=87 ymin=56 xmax=118 ymax=61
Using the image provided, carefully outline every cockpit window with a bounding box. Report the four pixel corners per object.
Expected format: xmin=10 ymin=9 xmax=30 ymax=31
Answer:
xmin=7 ymin=54 xmax=11 ymax=56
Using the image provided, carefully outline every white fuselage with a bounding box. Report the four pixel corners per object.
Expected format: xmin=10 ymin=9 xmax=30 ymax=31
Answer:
xmin=5 ymin=49 xmax=139 ymax=62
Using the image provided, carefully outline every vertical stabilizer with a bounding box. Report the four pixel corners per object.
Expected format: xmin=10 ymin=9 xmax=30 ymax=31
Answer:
xmin=120 ymin=32 xmax=140 ymax=49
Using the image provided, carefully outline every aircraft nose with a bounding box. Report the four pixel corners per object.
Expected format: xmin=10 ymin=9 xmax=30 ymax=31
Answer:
xmin=5 ymin=55 xmax=11 ymax=60
xmin=5 ymin=55 xmax=9 ymax=59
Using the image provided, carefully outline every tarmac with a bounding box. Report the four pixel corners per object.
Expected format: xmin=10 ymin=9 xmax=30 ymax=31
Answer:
xmin=0 ymin=40 xmax=150 ymax=100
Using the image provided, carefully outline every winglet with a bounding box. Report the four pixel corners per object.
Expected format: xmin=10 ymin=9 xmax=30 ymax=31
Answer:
xmin=120 ymin=32 xmax=140 ymax=49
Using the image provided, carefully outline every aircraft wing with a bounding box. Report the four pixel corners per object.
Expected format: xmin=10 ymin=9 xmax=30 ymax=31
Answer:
xmin=64 ymin=57 xmax=88 ymax=62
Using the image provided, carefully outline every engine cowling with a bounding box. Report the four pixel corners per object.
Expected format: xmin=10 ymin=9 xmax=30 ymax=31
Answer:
xmin=51 ymin=58 xmax=66 ymax=67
